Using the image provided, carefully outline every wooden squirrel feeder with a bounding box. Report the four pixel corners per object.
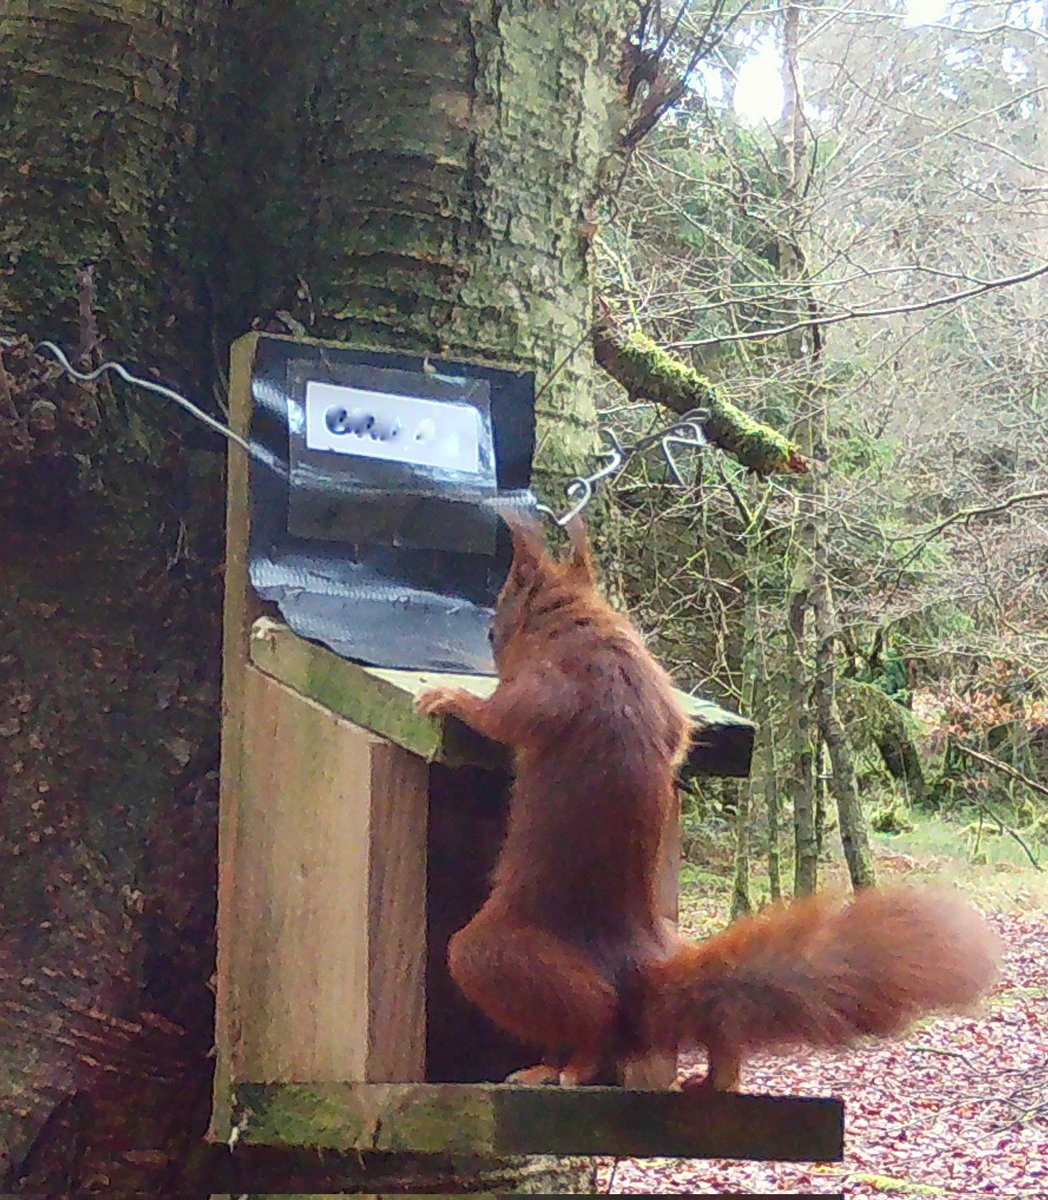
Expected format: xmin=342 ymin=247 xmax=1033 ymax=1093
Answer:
xmin=209 ymin=333 xmax=842 ymax=1165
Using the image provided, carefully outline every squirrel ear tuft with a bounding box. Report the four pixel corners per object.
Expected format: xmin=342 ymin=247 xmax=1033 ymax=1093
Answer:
xmin=564 ymin=516 xmax=597 ymax=586
xmin=501 ymin=509 xmax=547 ymax=584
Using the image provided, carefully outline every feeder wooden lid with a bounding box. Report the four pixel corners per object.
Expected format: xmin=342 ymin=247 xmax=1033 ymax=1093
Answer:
xmin=249 ymin=617 xmax=754 ymax=777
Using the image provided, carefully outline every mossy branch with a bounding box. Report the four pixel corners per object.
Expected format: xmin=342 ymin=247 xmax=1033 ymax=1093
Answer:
xmin=593 ymin=321 xmax=807 ymax=476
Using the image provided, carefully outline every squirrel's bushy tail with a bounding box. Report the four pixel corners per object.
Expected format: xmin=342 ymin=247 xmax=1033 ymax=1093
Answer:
xmin=641 ymin=886 xmax=1001 ymax=1057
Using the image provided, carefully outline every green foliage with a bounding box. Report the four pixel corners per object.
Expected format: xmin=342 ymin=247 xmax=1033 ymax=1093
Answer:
xmin=834 ymin=429 xmax=897 ymax=478
xmin=855 ymin=649 xmax=912 ymax=706
xmin=870 ymin=798 xmax=915 ymax=835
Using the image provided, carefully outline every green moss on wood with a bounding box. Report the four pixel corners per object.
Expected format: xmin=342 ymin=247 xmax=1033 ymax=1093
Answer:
xmin=248 ymin=618 xmax=753 ymax=777
xmin=230 ymin=1081 xmax=844 ymax=1161
xmin=248 ymin=618 xmax=502 ymax=767
xmin=593 ymin=324 xmax=807 ymax=475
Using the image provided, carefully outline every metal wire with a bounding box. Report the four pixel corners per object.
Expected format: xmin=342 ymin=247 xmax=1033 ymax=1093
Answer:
xmin=0 ymin=332 xmax=289 ymax=476
xmin=1 ymin=331 xmax=708 ymax=523
xmin=535 ymin=408 xmax=709 ymax=525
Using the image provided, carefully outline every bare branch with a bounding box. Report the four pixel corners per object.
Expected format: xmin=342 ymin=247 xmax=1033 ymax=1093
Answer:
xmin=669 ymin=261 xmax=1048 ymax=349
xmin=967 ymin=794 xmax=1043 ymax=873
xmin=953 ymin=743 xmax=1048 ymax=805
xmin=896 ymin=491 xmax=1048 ymax=570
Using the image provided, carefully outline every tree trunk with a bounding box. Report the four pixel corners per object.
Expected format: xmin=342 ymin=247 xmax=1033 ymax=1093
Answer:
xmin=214 ymin=0 xmax=635 ymax=484
xmin=813 ymin=566 xmax=877 ymax=888
xmin=730 ymin=553 xmax=766 ymax=920
xmin=1 ymin=4 xmax=223 ymax=1191
xmin=786 ymin=552 xmax=818 ymax=895
xmin=765 ymin=733 xmax=782 ymax=903
xmin=0 ymin=1 xmax=638 ymax=1189
xmin=777 ymin=2 xmax=876 ymax=892
xmin=777 ymin=4 xmax=818 ymax=896
xmin=729 ymin=776 xmax=753 ymax=921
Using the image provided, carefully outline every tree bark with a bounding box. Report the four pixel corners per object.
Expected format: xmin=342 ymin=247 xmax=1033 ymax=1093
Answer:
xmin=1 ymin=4 xmax=222 ymax=1191
xmin=786 ymin=574 xmax=818 ymax=895
xmin=730 ymin=552 xmax=765 ymax=920
xmin=214 ymin=0 xmax=636 ymax=485
xmin=776 ymin=2 xmax=819 ymax=897
xmin=812 ymin=569 xmax=877 ymax=888
xmin=729 ymin=775 xmax=754 ymax=921
xmin=836 ymin=680 xmax=926 ymax=804
xmin=0 ymin=1 xmax=640 ymax=1190
xmin=764 ymin=731 xmax=783 ymax=903
xmin=776 ymin=3 xmax=877 ymax=891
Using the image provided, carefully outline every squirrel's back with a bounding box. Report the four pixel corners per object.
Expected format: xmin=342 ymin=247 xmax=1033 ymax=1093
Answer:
xmin=484 ymin=516 xmax=688 ymax=947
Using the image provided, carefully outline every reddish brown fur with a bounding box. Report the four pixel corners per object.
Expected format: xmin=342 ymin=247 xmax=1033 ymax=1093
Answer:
xmin=416 ymin=516 xmax=1001 ymax=1087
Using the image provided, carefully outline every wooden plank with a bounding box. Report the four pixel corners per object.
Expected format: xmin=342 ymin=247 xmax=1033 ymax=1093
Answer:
xmin=211 ymin=332 xmax=265 ymax=1141
xmin=235 ymin=667 xmax=372 ymax=1082
xmin=231 ymin=1082 xmax=844 ymax=1162
xmin=234 ymin=667 xmax=429 ymax=1089
xmin=249 ymin=616 xmax=755 ymax=776
xmin=366 ymin=741 xmax=428 ymax=1080
xmin=249 ymin=617 xmax=499 ymax=767
xmin=230 ymin=667 xmax=428 ymax=1086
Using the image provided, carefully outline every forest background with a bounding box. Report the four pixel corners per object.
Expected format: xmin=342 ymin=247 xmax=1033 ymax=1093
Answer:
xmin=595 ymin=0 xmax=1048 ymax=911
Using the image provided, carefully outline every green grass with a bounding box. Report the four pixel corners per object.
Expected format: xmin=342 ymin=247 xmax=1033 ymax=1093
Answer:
xmin=866 ymin=808 xmax=1048 ymax=912
xmin=678 ymin=809 xmax=1048 ymax=933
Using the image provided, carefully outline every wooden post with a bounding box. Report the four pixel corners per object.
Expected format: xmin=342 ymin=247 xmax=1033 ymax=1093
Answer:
xmin=212 ymin=335 xmax=435 ymax=1141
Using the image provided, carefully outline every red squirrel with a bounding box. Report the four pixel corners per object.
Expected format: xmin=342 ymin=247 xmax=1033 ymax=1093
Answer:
xmin=416 ymin=514 xmax=1000 ymax=1088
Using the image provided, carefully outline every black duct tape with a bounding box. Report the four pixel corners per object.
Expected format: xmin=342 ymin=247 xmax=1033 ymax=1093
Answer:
xmin=247 ymin=336 xmax=536 ymax=673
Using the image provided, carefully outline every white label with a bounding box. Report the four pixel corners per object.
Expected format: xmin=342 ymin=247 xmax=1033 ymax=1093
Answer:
xmin=304 ymin=381 xmax=483 ymax=475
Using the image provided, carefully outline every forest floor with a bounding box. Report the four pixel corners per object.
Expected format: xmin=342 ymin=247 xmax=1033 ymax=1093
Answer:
xmin=605 ymin=816 xmax=1048 ymax=1196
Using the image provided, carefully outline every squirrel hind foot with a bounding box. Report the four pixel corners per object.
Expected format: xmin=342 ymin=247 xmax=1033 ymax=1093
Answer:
xmin=505 ymin=1063 xmax=562 ymax=1085
xmin=557 ymin=1055 xmax=602 ymax=1086
xmin=505 ymin=1055 xmax=603 ymax=1087
xmin=677 ymin=1054 xmax=742 ymax=1094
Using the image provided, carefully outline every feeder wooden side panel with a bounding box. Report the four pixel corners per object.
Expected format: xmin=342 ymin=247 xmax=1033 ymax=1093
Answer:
xmin=230 ymin=665 xmax=427 ymax=1086
xmin=212 ymin=334 xmax=264 ymax=1140
xmin=367 ymin=741 xmax=428 ymax=1079
xmin=235 ymin=666 xmax=368 ymax=1082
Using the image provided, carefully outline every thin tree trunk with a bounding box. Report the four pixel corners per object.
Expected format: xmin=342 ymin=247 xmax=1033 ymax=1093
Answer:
xmin=816 ymin=735 xmax=829 ymax=859
xmin=730 ymin=550 xmax=765 ymax=920
xmin=765 ymin=739 xmax=783 ymax=903
xmin=776 ymin=2 xmax=819 ymax=897
xmin=730 ymin=777 xmax=754 ymax=921
xmin=778 ymin=2 xmax=876 ymax=892
xmin=813 ymin=561 xmax=877 ymax=888
xmin=752 ymin=529 xmax=781 ymax=902
xmin=786 ymin=524 xmax=818 ymax=895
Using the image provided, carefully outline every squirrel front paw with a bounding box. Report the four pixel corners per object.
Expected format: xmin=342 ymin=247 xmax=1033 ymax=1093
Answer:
xmin=415 ymin=685 xmax=472 ymax=718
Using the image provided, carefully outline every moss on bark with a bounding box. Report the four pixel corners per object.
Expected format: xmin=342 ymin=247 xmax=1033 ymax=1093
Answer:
xmin=593 ymin=323 xmax=808 ymax=475
xmin=214 ymin=0 xmax=636 ymax=491
xmin=0 ymin=2 xmax=226 ymax=1187
xmin=837 ymin=680 xmax=926 ymax=802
